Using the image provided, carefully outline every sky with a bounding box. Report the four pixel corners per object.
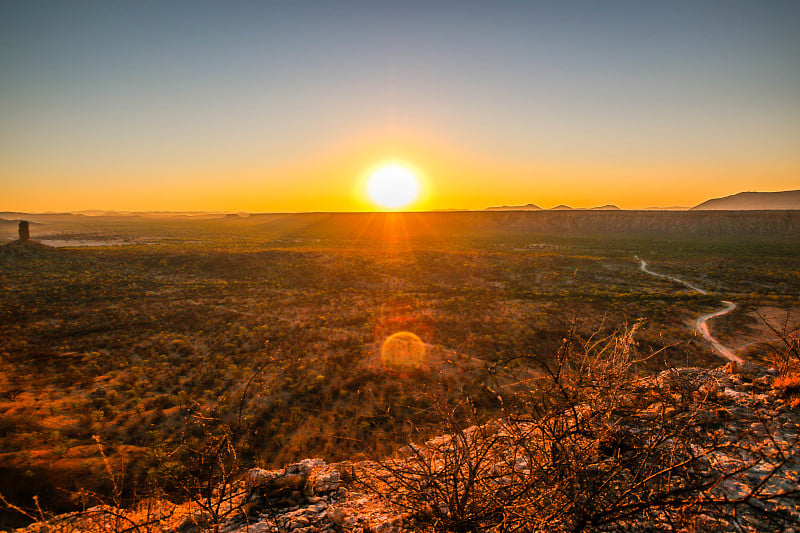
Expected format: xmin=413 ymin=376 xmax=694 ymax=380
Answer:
xmin=1 ymin=1 xmax=799 ymax=212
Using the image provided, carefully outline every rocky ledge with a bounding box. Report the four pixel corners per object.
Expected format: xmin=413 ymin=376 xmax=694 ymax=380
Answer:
xmin=14 ymin=363 xmax=800 ymax=533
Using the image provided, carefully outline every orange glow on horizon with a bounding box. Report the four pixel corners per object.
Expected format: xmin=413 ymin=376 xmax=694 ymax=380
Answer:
xmin=2 ymin=127 xmax=799 ymax=213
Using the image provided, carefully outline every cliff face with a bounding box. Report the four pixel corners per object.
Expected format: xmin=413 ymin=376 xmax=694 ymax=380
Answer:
xmin=245 ymin=210 xmax=800 ymax=241
xmin=464 ymin=210 xmax=800 ymax=239
xmin=692 ymin=190 xmax=800 ymax=211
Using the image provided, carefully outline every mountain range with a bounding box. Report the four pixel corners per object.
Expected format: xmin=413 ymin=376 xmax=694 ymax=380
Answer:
xmin=485 ymin=190 xmax=799 ymax=211
xmin=485 ymin=203 xmax=622 ymax=211
xmin=690 ymin=189 xmax=800 ymax=210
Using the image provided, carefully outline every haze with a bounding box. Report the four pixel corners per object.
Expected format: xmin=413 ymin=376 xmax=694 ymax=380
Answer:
xmin=1 ymin=1 xmax=799 ymax=212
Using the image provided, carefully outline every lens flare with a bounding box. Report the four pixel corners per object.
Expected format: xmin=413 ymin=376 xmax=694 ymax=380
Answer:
xmin=380 ymin=331 xmax=426 ymax=369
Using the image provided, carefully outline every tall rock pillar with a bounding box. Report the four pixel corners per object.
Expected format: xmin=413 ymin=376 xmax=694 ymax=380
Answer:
xmin=18 ymin=221 xmax=30 ymax=242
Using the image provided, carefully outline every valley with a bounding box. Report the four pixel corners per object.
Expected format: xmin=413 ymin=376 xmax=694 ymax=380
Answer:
xmin=0 ymin=211 xmax=798 ymax=528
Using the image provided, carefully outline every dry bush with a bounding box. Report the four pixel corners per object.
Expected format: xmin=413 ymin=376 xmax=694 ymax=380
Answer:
xmin=358 ymin=323 xmax=800 ymax=532
xmin=772 ymin=373 xmax=800 ymax=396
xmin=757 ymin=308 xmax=800 ymax=376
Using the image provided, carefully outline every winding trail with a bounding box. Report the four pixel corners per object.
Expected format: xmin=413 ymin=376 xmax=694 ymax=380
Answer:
xmin=695 ymin=301 xmax=741 ymax=363
xmin=636 ymin=257 xmax=743 ymax=364
xmin=638 ymin=259 xmax=708 ymax=295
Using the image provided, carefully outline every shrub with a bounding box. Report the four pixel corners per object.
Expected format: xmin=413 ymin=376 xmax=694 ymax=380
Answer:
xmin=772 ymin=372 xmax=800 ymax=396
xmin=359 ymin=324 xmax=800 ymax=532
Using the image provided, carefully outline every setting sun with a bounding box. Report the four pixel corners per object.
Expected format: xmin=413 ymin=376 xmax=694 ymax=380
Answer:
xmin=366 ymin=164 xmax=421 ymax=209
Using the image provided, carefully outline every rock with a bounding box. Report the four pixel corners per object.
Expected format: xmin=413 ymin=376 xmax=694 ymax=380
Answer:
xmin=306 ymin=464 xmax=341 ymax=496
xmin=723 ymin=361 xmax=764 ymax=379
xmin=247 ymin=468 xmax=280 ymax=488
xmin=18 ymin=220 xmax=29 ymax=241
xmin=289 ymin=458 xmax=325 ymax=475
xmin=230 ymin=523 xmax=272 ymax=533
xmin=275 ymin=474 xmax=305 ymax=491
xmin=247 ymin=468 xmax=306 ymax=508
xmin=309 ymin=500 xmax=328 ymax=513
xmin=245 ymin=459 xmax=341 ymax=512
xmin=326 ymin=505 xmax=346 ymax=525
xmin=286 ymin=516 xmax=309 ymax=529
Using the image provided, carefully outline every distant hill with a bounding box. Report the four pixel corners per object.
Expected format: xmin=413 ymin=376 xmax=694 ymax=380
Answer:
xmin=0 ymin=218 xmax=41 ymax=228
xmin=71 ymin=210 xmax=230 ymax=218
xmin=485 ymin=203 xmax=541 ymax=211
xmin=691 ymin=190 xmax=800 ymax=210
xmin=486 ymin=204 xmax=622 ymax=211
xmin=72 ymin=210 xmax=129 ymax=216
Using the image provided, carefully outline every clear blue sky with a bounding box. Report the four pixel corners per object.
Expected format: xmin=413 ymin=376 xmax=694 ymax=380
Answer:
xmin=2 ymin=1 xmax=798 ymax=211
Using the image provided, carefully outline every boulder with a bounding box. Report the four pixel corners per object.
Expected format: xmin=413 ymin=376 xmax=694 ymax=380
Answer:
xmin=246 ymin=459 xmax=341 ymax=509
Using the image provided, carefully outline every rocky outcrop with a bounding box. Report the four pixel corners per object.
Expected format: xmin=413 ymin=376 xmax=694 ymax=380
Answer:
xmin=18 ymin=221 xmax=29 ymax=241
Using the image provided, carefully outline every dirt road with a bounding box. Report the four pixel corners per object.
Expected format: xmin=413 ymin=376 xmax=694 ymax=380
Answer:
xmin=637 ymin=257 xmax=743 ymax=364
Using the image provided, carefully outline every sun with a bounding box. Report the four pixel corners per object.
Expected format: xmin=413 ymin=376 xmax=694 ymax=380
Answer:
xmin=366 ymin=163 xmax=421 ymax=209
